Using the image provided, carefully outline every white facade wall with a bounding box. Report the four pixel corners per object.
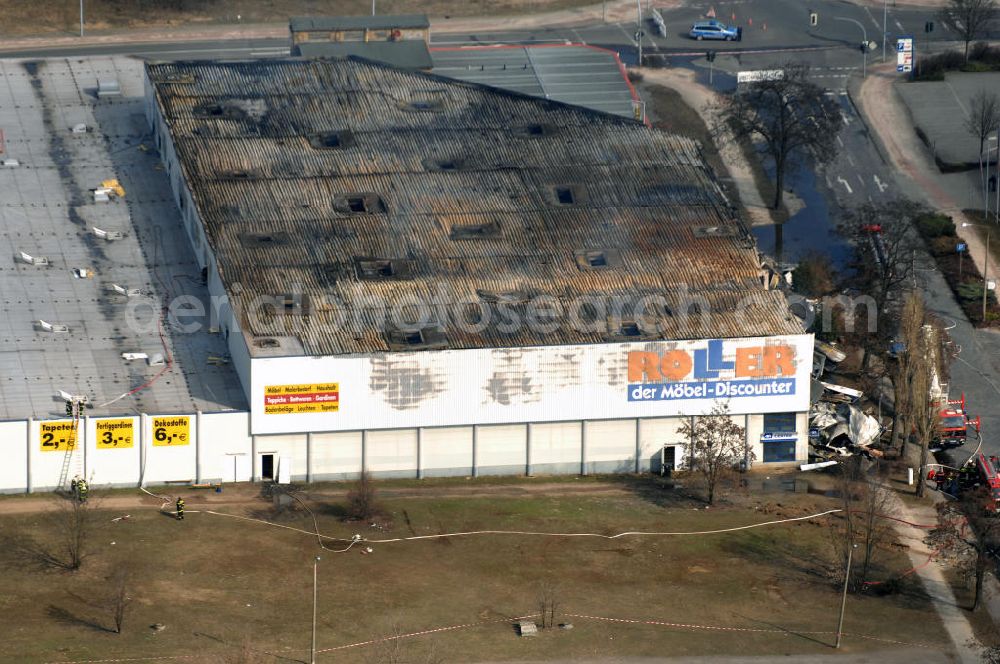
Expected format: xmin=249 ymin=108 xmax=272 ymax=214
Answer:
xmin=201 ymin=411 xmax=253 ymax=482
xmin=251 ymin=336 xmax=813 ymax=436
xmin=421 ymin=426 xmax=473 ymax=477
xmin=252 ymin=433 xmax=307 ymax=482
xmin=0 ymin=420 xmax=28 ymax=494
xmin=476 ymin=424 xmax=527 ymax=476
xmin=640 ymin=417 xmax=690 ymax=472
xmin=530 ymin=421 xmax=582 ymax=475
xmin=0 ymin=407 xmax=808 ymax=493
xmin=310 ymin=431 xmax=363 ymax=481
xmin=584 ymin=420 xmax=637 ymax=474
xmin=366 ymin=429 xmax=418 ymax=478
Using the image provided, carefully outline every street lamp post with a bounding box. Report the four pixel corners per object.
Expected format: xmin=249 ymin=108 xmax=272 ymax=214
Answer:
xmin=835 ymin=543 xmax=857 ymax=649
xmin=311 ymin=556 xmax=321 ymax=664
xmin=962 ymin=222 xmax=992 ymax=323
xmin=80 ymin=0 xmax=84 ymax=38
xmin=834 ymin=16 xmax=869 ymax=78
xmin=882 ymin=0 xmax=888 ymax=61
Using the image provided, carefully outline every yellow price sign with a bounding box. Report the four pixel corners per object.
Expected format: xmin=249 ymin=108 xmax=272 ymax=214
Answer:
xmin=96 ymin=418 xmax=134 ymax=449
xmin=40 ymin=421 xmax=77 ymax=451
xmin=152 ymin=416 xmax=190 ymax=446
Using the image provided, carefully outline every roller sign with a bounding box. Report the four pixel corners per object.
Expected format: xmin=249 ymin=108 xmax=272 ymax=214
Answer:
xmin=627 ymin=339 xmax=798 ymax=402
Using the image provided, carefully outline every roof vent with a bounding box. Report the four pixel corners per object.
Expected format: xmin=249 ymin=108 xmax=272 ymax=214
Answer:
xmin=309 ymin=131 xmax=355 ymax=149
xmin=35 ymin=320 xmax=70 ymax=333
xmin=16 ymin=251 xmax=49 ymax=266
xmin=693 ymin=225 xmax=739 ymax=238
xmin=523 ymin=123 xmax=557 ymax=137
xmin=386 ymin=325 xmax=447 ymax=350
xmin=354 ymin=257 xmax=414 ymax=281
xmin=335 ymin=193 xmax=387 ymax=215
xmin=574 ymin=249 xmax=621 ymax=271
xmin=423 ymin=157 xmax=465 ymax=172
xmin=450 ymin=221 xmax=500 ymax=240
xmin=406 ymin=99 xmax=443 ymax=112
xmin=240 ymin=231 xmax=291 ymax=247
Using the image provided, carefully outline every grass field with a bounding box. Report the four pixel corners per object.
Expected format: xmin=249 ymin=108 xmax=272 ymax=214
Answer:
xmin=0 ymin=0 xmax=595 ymax=38
xmin=0 ymin=477 xmax=949 ymax=663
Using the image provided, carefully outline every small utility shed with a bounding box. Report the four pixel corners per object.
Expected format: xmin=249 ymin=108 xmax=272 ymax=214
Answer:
xmin=289 ymin=14 xmax=430 ymax=50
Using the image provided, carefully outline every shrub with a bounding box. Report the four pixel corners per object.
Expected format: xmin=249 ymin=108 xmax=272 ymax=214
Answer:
xmin=915 ymin=213 xmax=956 ymax=239
xmin=929 ymin=236 xmax=957 ymax=256
xmin=957 ymin=282 xmax=985 ymax=302
xmin=792 ymin=252 xmax=836 ymax=296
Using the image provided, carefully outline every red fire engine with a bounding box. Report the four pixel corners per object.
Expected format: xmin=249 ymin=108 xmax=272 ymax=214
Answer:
xmin=934 ymin=393 xmax=980 ymax=449
xmin=975 ymin=452 xmax=1000 ymax=512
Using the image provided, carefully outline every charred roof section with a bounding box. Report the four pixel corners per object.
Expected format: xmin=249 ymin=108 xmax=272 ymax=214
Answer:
xmin=146 ymin=58 xmax=801 ymax=356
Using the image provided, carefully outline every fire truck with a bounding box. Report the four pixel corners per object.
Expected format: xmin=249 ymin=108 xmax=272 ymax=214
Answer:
xmin=974 ymin=452 xmax=1000 ymax=512
xmin=934 ymin=393 xmax=980 ymax=449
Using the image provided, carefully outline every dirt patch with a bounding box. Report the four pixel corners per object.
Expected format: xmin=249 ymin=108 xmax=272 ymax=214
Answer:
xmin=0 ymin=476 xmax=950 ymax=662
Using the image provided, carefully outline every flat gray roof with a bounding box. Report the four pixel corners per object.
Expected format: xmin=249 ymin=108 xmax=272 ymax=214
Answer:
xmin=0 ymin=57 xmax=246 ymax=420
xmin=296 ymin=40 xmax=433 ymax=69
xmin=290 ymin=14 xmax=429 ymax=32
xmin=430 ymin=45 xmax=639 ymax=119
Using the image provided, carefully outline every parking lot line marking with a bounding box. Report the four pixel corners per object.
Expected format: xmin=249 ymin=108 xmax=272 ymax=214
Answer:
xmin=837 ymin=176 xmax=853 ymax=194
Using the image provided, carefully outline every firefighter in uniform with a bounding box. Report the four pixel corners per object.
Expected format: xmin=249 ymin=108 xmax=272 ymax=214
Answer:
xmin=175 ymin=497 xmax=185 ymax=520
xmin=76 ymin=478 xmax=88 ymax=503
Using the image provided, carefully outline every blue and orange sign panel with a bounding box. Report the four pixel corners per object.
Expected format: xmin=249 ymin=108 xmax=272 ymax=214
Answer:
xmin=264 ymin=383 xmax=340 ymax=415
xmin=627 ymin=339 xmax=796 ymax=402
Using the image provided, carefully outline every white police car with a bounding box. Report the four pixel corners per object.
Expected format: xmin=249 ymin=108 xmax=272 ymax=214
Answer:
xmin=689 ymin=19 xmax=741 ymax=41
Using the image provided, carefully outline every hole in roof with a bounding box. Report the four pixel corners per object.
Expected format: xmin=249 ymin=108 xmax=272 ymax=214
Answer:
xmin=586 ymin=252 xmax=607 ymax=268
xmin=311 ymin=130 xmax=354 ymax=149
xmin=355 ymin=257 xmax=413 ymax=280
xmin=555 ymin=187 xmax=575 ymax=205
xmin=450 ymin=222 xmax=499 ymax=240
xmin=403 ymin=330 xmax=423 ymax=345
xmin=620 ymin=321 xmax=641 ymax=337
xmin=337 ymin=194 xmax=386 ymax=215
xmin=253 ymin=337 xmax=280 ymax=348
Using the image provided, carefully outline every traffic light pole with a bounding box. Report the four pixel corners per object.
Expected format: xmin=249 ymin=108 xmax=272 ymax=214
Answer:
xmin=834 ymin=16 xmax=868 ymax=78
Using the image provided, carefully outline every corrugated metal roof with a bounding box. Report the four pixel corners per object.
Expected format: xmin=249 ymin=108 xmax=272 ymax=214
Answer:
xmin=147 ymin=58 xmax=802 ymax=357
xmin=296 ymin=41 xmax=433 ymax=70
xmin=290 ymin=14 xmax=429 ymax=32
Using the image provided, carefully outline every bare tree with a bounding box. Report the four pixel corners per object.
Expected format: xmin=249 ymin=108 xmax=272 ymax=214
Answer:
xmin=840 ymin=201 xmax=926 ymax=369
xmin=346 ymin=471 xmax=380 ymax=522
xmin=940 ymin=0 xmax=998 ymax=61
xmin=366 ymin=622 xmax=444 ymax=664
xmin=965 ymin=89 xmax=1000 ymax=166
xmin=892 ymin=292 xmax=924 ymax=453
xmin=938 ymin=489 xmax=1000 ymax=611
xmin=21 ymin=495 xmax=102 ymax=571
xmin=679 ymin=401 xmax=750 ymax=505
xmin=223 ymin=636 xmax=271 ymax=664
xmin=830 ymin=459 xmax=896 ymax=589
xmin=910 ymin=319 xmax=942 ymax=498
xmin=537 ymin=580 xmax=560 ymax=629
xmin=712 ymin=63 xmax=841 ymax=209
xmin=106 ymin=568 xmax=133 ymax=634
xmin=857 ymin=463 xmax=896 ymax=585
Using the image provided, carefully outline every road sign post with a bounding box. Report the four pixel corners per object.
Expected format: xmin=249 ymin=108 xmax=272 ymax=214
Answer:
xmin=896 ymin=36 xmax=914 ymax=76
xmin=958 ymin=242 xmax=967 ymax=281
